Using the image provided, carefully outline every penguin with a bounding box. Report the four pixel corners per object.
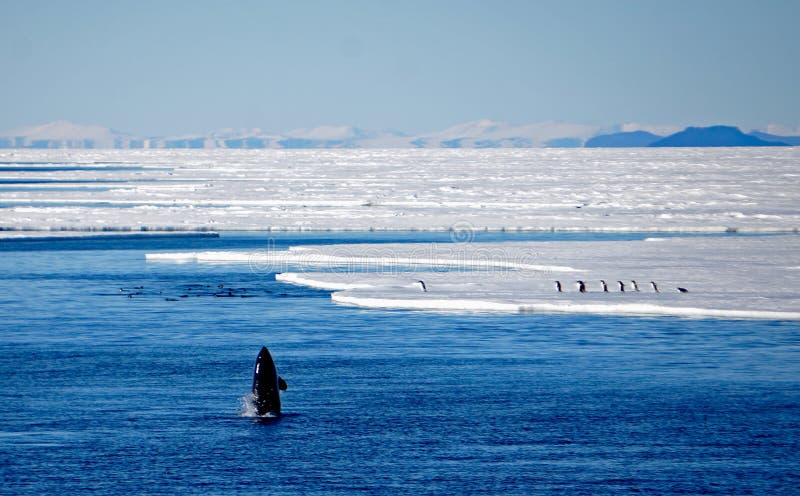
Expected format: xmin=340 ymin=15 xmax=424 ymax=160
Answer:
xmin=617 ymin=281 xmax=625 ymax=292
xmin=677 ymin=287 xmax=689 ymax=293
xmin=631 ymin=280 xmax=640 ymax=292
xmin=577 ymin=280 xmax=587 ymax=293
xmin=600 ymin=280 xmax=609 ymax=292
xmin=555 ymin=281 xmax=562 ymax=293
xmin=416 ymin=280 xmax=428 ymax=292
xmin=650 ymin=281 xmax=660 ymax=293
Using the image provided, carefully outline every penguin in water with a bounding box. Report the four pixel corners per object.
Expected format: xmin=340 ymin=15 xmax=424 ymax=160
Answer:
xmin=617 ymin=281 xmax=625 ymax=292
xmin=631 ymin=280 xmax=640 ymax=292
xmin=555 ymin=281 xmax=562 ymax=293
xmin=600 ymin=280 xmax=609 ymax=292
xmin=650 ymin=281 xmax=660 ymax=293
xmin=677 ymin=287 xmax=689 ymax=293
xmin=416 ymin=280 xmax=428 ymax=292
xmin=577 ymin=280 xmax=587 ymax=293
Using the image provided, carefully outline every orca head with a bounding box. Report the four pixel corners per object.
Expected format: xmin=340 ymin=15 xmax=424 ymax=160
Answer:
xmin=252 ymin=346 xmax=283 ymax=416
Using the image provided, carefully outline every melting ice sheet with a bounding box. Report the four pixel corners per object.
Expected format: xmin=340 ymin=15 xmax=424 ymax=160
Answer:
xmin=147 ymin=235 xmax=800 ymax=319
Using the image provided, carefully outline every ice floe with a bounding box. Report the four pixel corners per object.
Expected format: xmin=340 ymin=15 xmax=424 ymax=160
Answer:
xmin=2 ymin=148 xmax=799 ymax=232
xmin=148 ymin=235 xmax=800 ymax=320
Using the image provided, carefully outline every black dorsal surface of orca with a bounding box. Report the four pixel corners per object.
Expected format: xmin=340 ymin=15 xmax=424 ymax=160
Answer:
xmin=252 ymin=346 xmax=287 ymax=416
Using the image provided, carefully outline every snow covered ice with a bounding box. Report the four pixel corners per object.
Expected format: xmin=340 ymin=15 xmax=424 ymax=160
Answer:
xmin=0 ymin=148 xmax=798 ymax=232
xmin=3 ymin=148 xmax=799 ymax=319
xmin=148 ymin=236 xmax=800 ymax=320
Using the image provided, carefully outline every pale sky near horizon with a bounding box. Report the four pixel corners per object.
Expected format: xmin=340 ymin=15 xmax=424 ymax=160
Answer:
xmin=1 ymin=0 xmax=798 ymax=136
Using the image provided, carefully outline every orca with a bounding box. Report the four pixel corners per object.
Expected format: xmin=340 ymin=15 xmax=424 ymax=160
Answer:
xmin=252 ymin=346 xmax=287 ymax=416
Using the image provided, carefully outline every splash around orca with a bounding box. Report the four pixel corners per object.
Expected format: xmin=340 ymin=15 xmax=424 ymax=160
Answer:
xmin=251 ymin=346 xmax=287 ymax=417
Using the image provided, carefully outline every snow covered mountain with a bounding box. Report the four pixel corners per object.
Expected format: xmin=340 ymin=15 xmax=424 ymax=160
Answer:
xmin=0 ymin=121 xmax=134 ymax=149
xmin=1 ymin=120 xmax=796 ymax=149
xmin=409 ymin=120 xmax=601 ymax=148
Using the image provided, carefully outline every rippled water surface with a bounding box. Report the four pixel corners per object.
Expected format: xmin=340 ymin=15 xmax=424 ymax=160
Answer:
xmin=1 ymin=233 xmax=798 ymax=495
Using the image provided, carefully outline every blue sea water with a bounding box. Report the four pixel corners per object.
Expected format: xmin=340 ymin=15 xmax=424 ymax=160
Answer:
xmin=0 ymin=233 xmax=798 ymax=495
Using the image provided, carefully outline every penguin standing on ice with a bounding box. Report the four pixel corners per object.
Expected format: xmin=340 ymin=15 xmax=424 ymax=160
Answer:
xmin=416 ymin=280 xmax=428 ymax=292
xmin=650 ymin=281 xmax=660 ymax=293
xmin=600 ymin=280 xmax=609 ymax=292
xmin=577 ymin=280 xmax=587 ymax=293
xmin=617 ymin=281 xmax=625 ymax=292
xmin=555 ymin=281 xmax=562 ymax=293
xmin=631 ymin=280 xmax=640 ymax=292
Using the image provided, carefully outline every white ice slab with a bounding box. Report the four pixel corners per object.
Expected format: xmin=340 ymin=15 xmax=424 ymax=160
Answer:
xmin=2 ymin=148 xmax=799 ymax=232
xmin=148 ymin=235 xmax=800 ymax=319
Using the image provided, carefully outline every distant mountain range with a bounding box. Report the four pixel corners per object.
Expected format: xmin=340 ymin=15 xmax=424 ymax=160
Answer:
xmin=584 ymin=131 xmax=662 ymax=147
xmin=0 ymin=120 xmax=797 ymax=149
xmin=748 ymin=131 xmax=800 ymax=146
xmin=587 ymin=126 xmax=794 ymax=148
xmin=649 ymin=126 xmax=788 ymax=147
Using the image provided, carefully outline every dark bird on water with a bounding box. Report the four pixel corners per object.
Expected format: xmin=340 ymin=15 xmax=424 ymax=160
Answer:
xmin=555 ymin=281 xmax=562 ymax=292
xmin=650 ymin=281 xmax=660 ymax=293
xmin=617 ymin=281 xmax=625 ymax=292
xmin=631 ymin=280 xmax=640 ymax=292
xmin=600 ymin=280 xmax=609 ymax=292
xmin=577 ymin=280 xmax=586 ymax=293
xmin=677 ymin=287 xmax=689 ymax=293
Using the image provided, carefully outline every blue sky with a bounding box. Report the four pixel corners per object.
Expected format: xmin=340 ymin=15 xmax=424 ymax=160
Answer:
xmin=1 ymin=0 xmax=798 ymax=135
